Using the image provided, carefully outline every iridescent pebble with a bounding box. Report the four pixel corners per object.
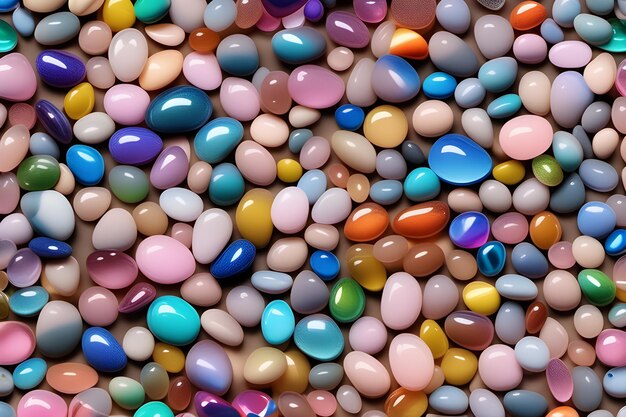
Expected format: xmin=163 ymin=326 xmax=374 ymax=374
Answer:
xmin=371 ymin=55 xmax=420 ymax=103
xmin=449 ymin=211 xmax=489 ymax=249
xmin=551 ymin=71 xmax=594 ymax=129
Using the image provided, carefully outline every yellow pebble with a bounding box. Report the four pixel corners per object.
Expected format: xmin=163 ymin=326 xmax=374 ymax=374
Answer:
xmin=363 ymin=105 xmax=408 ymax=148
xmin=492 ymin=160 xmax=526 ymax=185
xmin=616 ymin=287 xmax=626 ymax=302
xmin=152 ymin=342 xmax=185 ymax=373
xmin=271 ymin=349 xmax=310 ymax=394
xmin=102 ymin=0 xmax=136 ymax=32
xmin=276 ymin=159 xmax=303 ymax=183
xmin=384 ymin=388 xmax=427 ymax=417
xmin=347 ymin=245 xmax=387 ymax=292
xmin=63 ymin=83 xmax=95 ymax=120
xmin=462 ymin=281 xmax=500 ymax=315
xmin=236 ymin=188 xmax=274 ymax=248
xmin=440 ymin=348 xmax=478 ymax=386
xmin=420 ymin=320 xmax=449 ymax=359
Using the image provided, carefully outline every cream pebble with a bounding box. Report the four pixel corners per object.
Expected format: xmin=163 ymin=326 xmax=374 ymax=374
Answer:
xmin=573 ymin=305 xmax=604 ymax=339
xmin=479 ymin=180 xmax=512 ymax=213
xmin=122 ymin=326 xmax=155 ymax=362
xmin=583 ymin=53 xmax=616 ymax=95
xmin=519 ymin=71 xmax=551 ymax=116
xmin=201 ymin=309 xmax=244 ymax=346
xmin=343 ymin=351 xmax=390 ymax=398
xmin=572 ymin=235 xmax=605 ymax=268
xmin=108 ymin=28 xmax=148 ymax=83
xmin=73 ymin=112 xmax=116 ymax=145
xmin=86 ymin=57 xmax=116 ymax=90
xmin=289 ymin=105 xmax=321 ymax=128
xmin=543 ymin=270 xmax=581 ymax=312
xmin=145 ymin=24 xmax=186 ymax=46
xmin=73 ymin=187 xmax=111 ymax=222
xmin=412 ymin=100 xmax=454 ymax=137
xmin=512 ymin=178 xmax=550 ymax=216
xmin=92 ymin=208 xmax=137 ymax=251
xmin=331 ymin=130 xmax=376 ymax=174
xmin=266 ymin=237 xmax=308 ymax=272
xmin=461 ymin=108 xmax=493 ymax=148
xmin=42 ymin=256 xmax=80 ymax=297
xmin=448 ymin=188 xmax=483 ymax=213
xmin=592 ymin=128 xmax=619 ymax=159
xmin=347 ymin=58 xmax=377 ymax=107
xmin=304 ymin=224 xmax=340 ymax=251
xmin=250 ymin=114 xmax=289 ymax=147
xmin=327 ymin=47 xmax=354 ymax=72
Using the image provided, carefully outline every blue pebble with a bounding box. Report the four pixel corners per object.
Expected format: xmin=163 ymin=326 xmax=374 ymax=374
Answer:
xmin=552 ymin=131 xmax=583 ymax=172
xmin=294 ymin=314 xmax=344 ymax=361
xmin=0 ymin=0 xmax=18 ymax=11
xmin=511 ymin=243 xmax=549 ymax=279
xmin=194 ymin=117 xmax=244 ymax=164
xmin=503 ymin=390 xmax=548 ymax=417
xmin=605 ymin=229 xmax=626 ymax=256
xmin=28 ymin=237 xmax=72 ymax=258
xmin=335 ymin=104 xmax=364 ymax=131
xmin=272 ymin=27 xmax=326 ymax=65
xmin=35 ymin=50 xmax=85 ymax=89
xmin=12 ymin=358 xmax=47 ymax=390
xmin=403 ymin=167 xmax=441 ymax=202
xmin=552 ymin=0 xmax=581 ymax=28
xmin=603 ymin=367 xmax=626 ymax=398
xmin=370 ymin=180 xmax=404 ymax=205
xmin=0 ymin=402 xmax=14 ymax=417
xmin=109 ymin=127 xmax=163 ymax=166
xmin=66 ymin=144 xmax=105 ymax=186
xmin=216 ymin=34 xmax=259 ymax=76
xmin=210 ymin=239 xmax=256 ymax=279
xmin=288 ymin=129 xmax=313 ymax=153
xmin=145 ymin=86 xmax=212 ymax=133
xmin=261 ymin=300 xmax=295 ymax=345
xmin=454 ymin=78 xmax=485 ymax=108
xmin=429 ymin=386 xmax=469 ymax=415
xmin=550 ymin=173 xmax=586 ymax=213
xmin=9 ymin=286 xmax=48 ymax=317
xmin=423 ymin=72 xmax=457 ymax=99
xmin=209 ymin=163 xmax=245 ymax=206
xmin=29 ymin=132 xmax=60 ymax=159
xmin=578 ymin=159 xmax=619 ymax=193
xmin=487 ymin=94 xmax=522 ymax=119
xmin=81 ymin=327 xmax=127 ymax=372
xmin=251 ymin=271 xmax=293 ymax=294
xmin=309 ymin=250 xmax=340 ymax=281
xmin=428 ymin=134 xmax=492 ymax=186
xmin=577 ymin=201 xmax=616 ymax=239
xmin=478 ymin=57 xmax=518 ymax=93
xmin=476 ymin=241 xmax=506 ymax=277
xmin=304 ymin=0 xmax=324 ymax=22
xmin=495 ymin=274 xmax=538 ymax=301
xmin=297 ymin=169 xmax=327 ymax=204
xmin=541 ymin=18 xmax=565 ymax=44
xmin=12 ymin=7 xmax=35 ymax=37
xmin=372 ymin=55 xmax=421 ymax=103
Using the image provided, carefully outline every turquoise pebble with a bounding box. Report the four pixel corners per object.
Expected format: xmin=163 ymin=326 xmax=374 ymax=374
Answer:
xmin=0 ymin=0 xmax=18 ymax=11
xmin=251 ymin=271 xmax=293 ymax=294
xmin=578 ymin=159 xmax=619 ymax=192
xmin=503 ymin=390 xmax=548 ymax=417
xmin=597 ymin=19 xmax=626 ymax=53
xmin=577 ymin=201 xmax=616 ymax=239
xmin=209 ymin=163 xmax=245 ymax=206
xmin=261 ymin=300 xmax=295 ymax=345
xmin=146 ymin=86 xmax=212 ymax=133
xmin=403 ymin=167 xmax=440 ymax=202
xmin=335 ymin=104 xmax=364 ymax=131
xmin=487 ymin=94 xmax=522 ymax=119
xmin=194 ymin=117 xmax=243 ymax=164
xmin=11 ymin=7 xmax=34 ymax=37
xmin=369 ymin=179 xmax=403 ymax=205
xmin=134 ymin=0 xmax=170 ymax=24
xmin=428 ymin=134 xmax=492 ymax=186
xmin=552 ymin=131 xmax=583 ymax=172
xmin=511 ymin=243 xmax=548 ymax=278
xmin=495 ymin=274 xmax=538 ymax=301
xmin=0 ymin=402 xmax=14 ymax=417
xmin=216 ymin=34 xmax=259 ymax=76
xmin=429 ymin=386 xmax=469 ymax=415
xmin=422 ymin=72 xmax=457 ymax=99
xmin=272 ymin=27 xmax=326 ymax=65
xmin=82 ymin=327 xmax=127 ymax=372
xmin=297 ymin=169 xmax=327 ymax=204
xmin=478 ymin=57 xmax=518 ymax=93
xmin=9 ymin=286 xmax=49 ymax=317
xmin=66 ymin=145 xmax=104 ymax=186
xmin=12 ymin=358 xmax=47 ymax=390
xmin=309 ymin=250 xmax=340 ymax=280
xmin=476 ymin=241 xmax=505 ymax=277
xmin=540 ymin=18 xmax=564 ymax=44
xmin=29 ymin=132 xmax=60 ymax=159
xmin=134 ymin=401 xmax=174 ymax=417
xmin=288 ymin=129 xmax=313 ymax=153
xmin=549 ymin=173 xmax=586 ymax=213
xmin=147 ymin=296 xmax=200 ymax=346
xmin=552 ymin=0 xmax=581 ymax=28
xmin=608 ymin=303 xmax=626 ymax=327
xmin=573 ymin=14 xmax=613 ymax=46
xmin=454 ymin=78 xmax=486 ymax=108
xmin=210 ymin=239 xmax=256 ymax=279
xmin=605 ymin=229 xmax=626 ymax=256
xmin=604 ymin=367 xmax=626 ymax=398
xmin=294 ymin=314 xmax=344 ymax=361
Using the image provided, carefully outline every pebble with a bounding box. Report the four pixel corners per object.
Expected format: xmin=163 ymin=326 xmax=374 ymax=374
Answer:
xmin=503 ymin=390 xmax=548 ymax=417
xmin=474 ymin=15 xmax=513 ymax=58
xmin=34 ymin=12 xmax=80 ymax=45
xmin=372 ymin=55 xmax=420 ymax=103
xmin=429 ymin=31 xmax=479 ymax=77
xmin=294 ymin=314 xmax=344 ymax=361
xmin=81 ymin=327 xmax=127 ymax=372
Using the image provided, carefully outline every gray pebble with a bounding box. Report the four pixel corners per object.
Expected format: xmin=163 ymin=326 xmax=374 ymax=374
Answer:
xmin=469 ymin=389 xmax=504 ymax=417
xmin=572 ymin=366 xmax=603 ymax=412
xmin=455 ymin=78 xmax=486 ymax=108
xmin=429 ymin=31 xmax=479 ymax=77
xmin=376 ymin=149 xmax=407 ymax=180
xmin=290 ymin=270 xmax=329 ymax=315
xmin=401 ymin=141 xmax=425 ymax=166
xmin=503 ymin=390 xmax=548 ymax=417
xmin=309 ymin=363 xmax=344 ymax=390
xmin=579 ymin=159 xmax=619 ymax=192
xmin=550 ymin=173 xmax=586 ymax=213
xmin=0 ymin=368 xmax=13 ymax=397
xmin=607 ymin=195 xmax=626 ymax=227
xmin=586 ymin=0 xmax=614 ymax=15
xmin=435 ymin=0 xmax=471 ymax=34
xmin=581 ymin=101 xmax=612 ymax=133
xmin=609 ymin=303 xmax=626 ymax=328
xmin=34 ymin=12 xmax=80 ymax=46
xmin=495 ymin=274 xmax=538 ymax=301
xmin=589 ymin=411 xmax=615 ymax=417
xmin=474 ymin=15 xmax=513 ymax=58
xmin=511 ymin=242 xmax=548 ymax=279
xmin=514 ymin=336 xmax=550 ymax=372
xmin=250 ymin=271 xmax=293 ymax=295
xmin=495 ymin=301 xmax=526 ymax=345
xmin=572 ymin=125 xmax=594 ymax=158
xmin=0 ymin=402 xmax=15 ymax=417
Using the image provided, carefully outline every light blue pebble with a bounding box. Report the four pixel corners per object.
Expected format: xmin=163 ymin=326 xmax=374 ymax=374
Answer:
xmin=209 ymin=163 xmax=245 ymax=206
xmin=12 ymin=358 xmax=46 ymax=390
xmin=604 ymin=367 xmax=626 ymax=398
xmin=82 ymin=327 xmax=128 ymax=372
xmin=309 ymin=250 xmax=340 ymax=281
xmin=552 ymin=0 xmax=581 ymax=28
xmin=335 ymin=104 xmax=364 ymax=131
xmin=574 ymin=14 xmax=613 ymax=46
xmin=372 ymin=55 xmax=421 ymax=103
xmin=297 ymin=169 xmax=327 ymax=204
xmin=478 ymin=57 xmax=518 ymax=93
xmin=9 ymin=286 xmax=49 ymax=317
xmin=495 ymin=301 xmax=526 ymax=345
xmin=608 ymin=303 xmax=626 ymax=327
xmin=289 ymin=129 xmax=313 ymax=153
xmin=423 ymin=72 xmax=457 ymax=99
xmin=618 ymin=0 xmax=626 ymax=15
xmin=476 ymin=241 xmax=505 ymax=277
xmin=605 ymin=229 xmax=626 ymax=256
xmin=210 ymin=239 xmax=256 ymax=279
xmin=503 ymin=390 xmax=548 ymax=417
xmin=29 ymin=132 xmax=60 ymax=160
xmin=251 ymin=271 xmax=293 ymax=294
xmin=435 ymin=0 xmax=471 ymax=34
xmin=66 ymin=145 xmax=104 ymax=186
xmin=495 ymin=274 xmax=538 ymax=301
xmin=0 ymin=0 xmax=18 ymax=12
xmin=579 ymin=160 xmax=618 ymax=193
xmin=261 ymin=300 xmax=295 ymax=345
xmin=0 ymin=403 xmax=14 ymax=417
xmin=12 ymin=7 xmax=35 ymax=37
xmin=370 ymin=180 xmax=404 ymax=205
xmin=429 ymin=386 xmax=469 ymax=415
xmin=0 ymin=368 xmax=12 ymax=396
xmin=515 ymin=336 xmax=550 ymax=372
xmin=454 ymin=78 xmax=486 ymax=108
xmin=550 ymin=173 xmax=586 ymax=213
xmin=194 ymin=117 xmax=243 ymax=164
xmin=203 ymin=0 xmax=236 ymax=32
xmin=585 ymin=0 xmax=614 ymax=15
xmin=403 ymin=167 xmax=440 ymax=202
xmin=552 ymin=131 xmax=583 ymax=172
xmin=271 ymin=27 xmax=326 ymax=65
xmin=294 ymin=314 xmax=344 ymax=361
xmin=146 ymin=296 xmax=200 ymax=346
xmin=511 ymin=242 xmax=548 ymax=279
xmin=487 ymin=94 xmax=522 ymax=119
xmin=540 ymin=18 xmax=565 ymax=44
xmin=577 ymin=201 xmax=616 ymax=239
xmin=428 ymin=134 xmax=492 ymax=186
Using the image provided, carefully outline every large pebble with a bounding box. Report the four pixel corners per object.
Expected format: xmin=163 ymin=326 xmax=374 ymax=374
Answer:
xmin=185 ymin=340 xmax=232 ymax=395
xmin=92 ymin=208 xmax=136 ymax=251
xmin=371 ymin=55 xmax=420 ymax=103
xmin=192 ymin=209 xmax=232 ymax=264
xmin=343 ymin=351 xmax=390 ymax=398
xmin=0 ymin=53 xmax=37 ymax=102
xmin=20 ymin=190 xmax=74 ymax=241
xmin=146 ymin=86 xmax=212 ymax=133
xmin=474 ymin=15 xmax=513 ymax=58
xmin=288 ymin=65 xmax=344 ymax=109
xmin=34 ymin=12 xmax=80 ymax=45
xmin=388 ymin=333 xmax=434 ymax=391
xmin=36 ymin=301 xmax=82 ymax=358
xmin=381 ymin=272 xmax=421 ymax=330
xmin=550 ymin=71 xmax=594 ymax=128
xmin=220 ymin=78 xmax=260 ymax=122
xmin=294 ymin=314 xmax=344 ymax=361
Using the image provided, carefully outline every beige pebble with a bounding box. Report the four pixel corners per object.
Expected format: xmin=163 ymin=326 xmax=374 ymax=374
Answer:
xmin=266 ymin=237 xmax=308 ymax=272
xmin=123 ymin=326 xmax=155 ymax=362
xmin=347 ymin=174 xmax=370 ymax=203
xmin=139 ymin=50 xmax=183 ymax=91
xmin=572 ymin=235 xmax=605 ymax=268
xmin=54 ymin=163 xmax=75 ymax=195
xmin=244 ymin=347 xmax=287 ymax=385
xmin=478 ymin=180 xmax=511 ymax=213
xmin=289 ymin=105 xmax=320 ymax=128
xmin=145 ymin=23 xmax=186 ymax=46
xmin=187 ymin=161 xmax=212 ymax=194
xmin=69 ymin=0 xmax=104 ymax=15
xmin=86 ymin=57 xmax=116 ymax=90
xmin=331 ymin=130 xmax=376 ymax=174
xmin=448 ymin=188 xmax=483 ymax=213
xmin=180 ymin=273 xmax=222 ymax=307
xmin=445 ymin=249 xmax=478 ymax=281
xmin=132 ymin=202 xmax=168 ymax=236
xmin=592 ymin=127 xmax=619 ymax=159
xmin=23 ymin=0 xmax=66 ymax=12
xmin=327 ymin=47 xmax=354 ymax=72
xmin=573 ymin=304 xmax=604 ymax=339
xmin=412 ymin=100 xmax=454 ymax=137
xmin=78 ymin=20 xmax=112 ymax=55
xmin=518 ymin=71 xmax=551 ymax=116
xmin=424 ymin=365 xmax=445 ymax=394
xmin=371 ymin=21 xmax=395 ymax=58
xmin=539 ymin=317 xmax=569 ymax=359
xmin=73 ymin=187 xmax=111 ymax=222
xmin=583 ymin=52 xmax=616 ymax=95
xmin=343 ymin=351 xmax=390 ymax=398
xmin=543 ymin=270 xmax=581 ymax=312
xmin=461 ymin=108 xmax=493 ymax=148
xmin=41 ymin=256 xmax=80 ymax=297
xmin=304 ymin=224 xmax=340 ymax=251
xmin=200 ymin=309 xmax=244 ymax=346
xmin=251 ymin=114 xmax=289 ymax=147
xmin=92 ymin=208 xmax=137 ymax=251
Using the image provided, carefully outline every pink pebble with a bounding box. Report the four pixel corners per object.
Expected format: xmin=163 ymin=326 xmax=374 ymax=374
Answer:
xmin=548 ymin=241 xmax=576 ymax=269
xmin=103 ymin=84 xmax=150 ymax=125
xmin=86 ymin=250 xmax=139 ymax=289
xmin=282 ymin=6 xmax=306 ymax=28
xmin=388 ymin=333 xmax=434 ymax=391
xmin=0 ymin=321 xmax=35 ymax=365
xmin=135 ymin=235 xmax=196 ymax=284
xmin=183 ymin=52 xmax=222 ymax=91
xmin=549 ymin=40 xmax=592 ymax=69
xmin=171 ymin=222 xmax=193 ymax=248
xmin=300 ymin=136 xmax=331 ymax=170
xmin=307 ymin=390 xmax=337 ymax=417
xmin=256 ymin=8 xmax=282 ymax=32
xmin=235 ymin=141 xmax=277 ymax=187
xmin=381 ymin=272 xmax=422 ymax=331
xmin=491 ymin=212 xmax=529 ymax=244
xmin=348 ymin=316 xmax=388 ymax=355
xmin=596 ymin=329 xmax=626 ymax=367
xmin=354 ymin=0 xmax=387 ymax=23
xmin=18 ymin=390 xmax=67 ymax=417
xmin=270 ymin=187 xmax=310 ymax=234
xmin=546 ymin=358 xmax=574 ymax=402
xmin=617 ymin=58 xmax=626 ymax=97
xmin=478 ymin=344 xmax=523 ymax=391
xmin=513 ymin=34 xmax=547 ymax=64
xmin=220 ymin=77 xmax=261 ymax=121
xmin=288 ymin=65 xmax=345 ymax=109
xmin=78 ymin=286 xmax=119 ymax=327
xmin=499 ymin=115 xmax=553 ymax=160
xmin=0 ymin=53 xmax=37 ymax=102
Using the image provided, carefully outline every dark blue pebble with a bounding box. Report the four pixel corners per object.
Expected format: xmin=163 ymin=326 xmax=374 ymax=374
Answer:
xmin=35 ymin=50 xmax=85 ymax=88
xmin=309 ymin=250 xmax=340 ymax=281
xmin=145 ymin=86 xmax=213 ymax=133
xmin=35 ymin=100 xmax=72 ymax=144
xmin=210 ymin=239 xmax=256 ymax=279
xmin=81 ymin=327 xmax=127 ymax=373
xmin=476 ymin=241 xmax=506 ymax=277
xmin=335 ymin=104 xmax=365 ymax=131
xmin=109 ymin=127 xmax=164 ymax=166
xmin=510 ymin=242 xmax=549 ymax=279
xmin=28 ymin=237 xmax=72 ymax=258
xmin=605 ymin=229 xmax=626 ymax=256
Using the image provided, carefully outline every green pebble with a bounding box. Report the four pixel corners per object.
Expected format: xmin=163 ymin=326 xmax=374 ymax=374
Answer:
xmin=532 ymin=155 xmax=564 ymax=187
xmin=109 ymin=376 xmax=145 ymax=410
xmin=17 ymin=155 xmax=60 ymax=191
xmin=578 ymin=269 xmax=616 ymax=307
xmin=134 ymin=0 xmax=171 ymax=24
xmin=597 ymin=19 xmax=626 ymax=53
xmin=329 ymin=278 xmax=365 ymax=323
xmin=133 ymin=401 xmax=174 ymax=417
xmin=0 ymin=19 xmax=18 ymax=53
xmin=108 ymin=165 xmax=149 ymax=204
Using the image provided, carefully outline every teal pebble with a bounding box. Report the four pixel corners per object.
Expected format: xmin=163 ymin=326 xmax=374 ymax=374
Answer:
xmin=370 ymin=180 xmax=403 ymax=205
xmin=552 ymin=0 xmax=581 ymax=28
xmin=66 ymin=144 xmax=105 ymax=186
xmin=134 ymin=0 xmax=171 ymax=24
xmin=261 ymin=300 xmax=295 ymax=345
xmin=194 ymin=117 xmax=243 ymax=164
xmin=11 ymin=7 xmax=35 ymax=38
xmin=9 ymin=286 xmax=49 ymax=317
xmin=429 ymin=386 xmax=468 ymax=415
xmin=134 ymin=401 xmax=174 ymax=417
xmin=422 ymin=72 xmax=457 ymax=99
xmin=272 ymin=27 xmax=327 ymax=65
xmin=487 ymin=94 xmax=522 ymax=119
xmin=476 ymin=241 xmax=506 ymax=277
xmin=495 ymin=274 xmax=538 ymax=301
xmin=294 ymin=314 xmax=344 ymax=361
xmin=209 ymin=163 xmax=245 ymax=206
xmin=147 ymin=296 xmax=200 ymax=346
xmin=503 ymin=390 xmax=548 ymax=417
xmin=403 ymin=167 xmax=441 ymax=202
xmin=145 ymin=86 xmax=212 ymax=133
xmin=478 ymin=57 xmax=518 ymax=93
xmin=297 ymin=169 xmax=327 ymax=204
xmin=12 ymin=358 xmax=47 ymax=390
xmin=597 ymin=19 xmax=626 ymax=53
xmin=573 ymin=14 xmax=613 ymax=46
xmin=216 ymin=34 xmax=259 ymax=76
xmin=604 ymin=367 xmax=626 ymax=398
xmin=608 ymin=303 xmax=626 ymax=327
xmin=605 ymin=229 xmax=626 ymax=256
xmin=552 ymin=131 xmax=584 ymax=172
xmin=288 ymin=129 xmax=313 ymax=153
xmin=549 ymin=173 xmax=586 ymax=213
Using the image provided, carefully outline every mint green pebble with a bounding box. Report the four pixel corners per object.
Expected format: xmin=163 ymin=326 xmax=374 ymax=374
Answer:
xmin=108 ymin=165 xmax=150 ymax=204
xmin=133 ymin=401 xmax=174 ymax=417
xmin=597 ymin=19 xmax=626 ymax=53
xmin=147 ymin=296 xmax=200 ymax=346
xmin=109 ymin=376 xmax=145 ymax=410
xmin=134 ymin=0 xmax=171 ymax=24
xmin=578 ymin=269 xmax=616 ymax=307
xmin=0 ymin=19 xmax=18 ymax=53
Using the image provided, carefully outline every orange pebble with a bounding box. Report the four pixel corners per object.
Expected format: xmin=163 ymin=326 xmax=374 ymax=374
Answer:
xmin=388 ymin=28 xmax=429 ymax=60
xmin=529 ymin=211 xmax=562 ymax=250
xmin=391 ymin=201 xmax=450 ymax=239
xmin=344 ymin=203 xmax=389 ymax=242
xmin=546 ymin=406 xmax=579 ymax=417
xmin=510 ymin=1 xmax=547 ymax=31
xmin=188 ymin=28 xmax=220 ymax=53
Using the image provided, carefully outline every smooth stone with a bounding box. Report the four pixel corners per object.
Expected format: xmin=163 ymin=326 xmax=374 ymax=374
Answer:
xmin=429 ymin=386 xmax=468 ymax=414
xmin=12 ymin=7 xmax=35 ymax=38
xmin=65 ymin=144 xmax=104 ymax=186
xmin=572 ymin=366 xmax=603 ymax=411
xmin=290 ymin=270 xmax=329 ymax=315
xmin=9 ymin=286 xmax=48 ymax=316
xmin=513 ymin=34 xmax=548 ymax=64
xmin=16 ymin=155 xmax=60 ymax=192
xmin=29 ymin=132 xmax=60 ymax=160
xmin=474 ymin=15 xmax=513 ymax=58
xmin=513 ymin=178 xmax=549 ymax=215
xmin=12 ymin=358 xmax=46 ymax=390
xmin=210 ymin=239 xmax=256 ymax=279
xmin=294 ymin=314 xmax=344 ymax=361
xmin=0 ymin=20 xmax=17 ymax=53
xmin=82 ymin=327 xmax=127 ymax=372
xmin=422 ymin=274 xmax=458 ymax=320
xmin=541 ymin=18 xmax=564 ymax=43
xmin=209 ymin=163 xmax=245 ymax=206
xmin=216 ymin=34 xmax=259 ymax=76
xmin=34 ymin=12 xmax=79 ymax=45
xmin=6 ymin=248 xmax=40 ymax=288
xmin=550 ymin=71 xmax=594 ymax=128
xmin=261 ymin=300 xmax=295 ymax=344
xmin=0 ymin=53 xmax=37 ymax=102
xmin=288 ymin=65 xmax=344 ymax=109
xmin=436 ymin=0 xmax=470 ymax=33
xmin=515 ymin=336 xmax=550 ymax=372
xmin=169 ymin=0 xmax=205 ymax=32
xmin=343 ymin=351 xmax=390 ymax=398
xmin=0 ymin=366 xmax=13 ymax=397
xmin=455 ymin=78 xmax=486 ymax=108
xmin=312 ymin=188 xmax=352 ymax=224
xmin=46 ymin=362 xmax=98 ymax=394
xmin=503 ymin=390 xmax=548 ymax=417
xmin=346 ymin=58 xmax=376 ymax=107
xmin=296 ymin=169 xmax=327 ymax=204
xmin=511 ymin=242 xmax=549 ymax=278
xmin=604 ymin=367 xmax=626 ymax=398
xmin=445 ymin=311 xmax=494 ymax=351
xmin=150 ymin=146 xmax=188 ymax=190
xmin=243 ymin=347 xmax=287 ymax=385
xmin=183 ymin=52 xmax=222 ymax=91
xmin=108 ymin=28 xmax=147 ymax=82
xmin=192 ymin=209 xmax=232 ymax=265
xmin=0 ymin=322 xmax=35 ymax=365
xmin=109 ymin=376 xmax=145 ymax=410
xmin=574 ymin=14 xmax=613 ymax=45
xmin=609 ymin=303 xmax=626 ymax=327
xmin=194 ymin=118 xmax=243 ymax=164
xmin=331 ymin=131 xmax=376 ymax=174
xmin=0 ymin=403 xmax=14 ymax=417
xmin=272 ymin=27 xmax=326 ymax=64
xmin=271 ymin=186 xmax=309 ymax=234
xmin=0 ymin=125 xmax=30 ymax=173
xmin=122 ymin=327 xmax=154 ymax=362
xmin=549 ymin=40 xmax=592 ymax=69
xmin=0 ymin=213 xmax=33 ymax=245
xmin=389 ymin=333 xmax=434 ymax=391
xmin=487 ymin=94 xmax=522 ymax=118
xmin=577 ymin=201 xmax=616 ymax=239
xmin=585 ymin=53 xmax=617 ymax=95
xmin=519 ymin=71 xmax=551 ymax=116
xmin=36 ymin=50 xmax=86 ymax=88
xmin=552 ymin=0 xmax=581 ymax=27
xmin=597 ymin=18 xmax=626 ymax=53
xmin=135 ymin=402 xmax=174 ymax=417
xmin=578 ymin=269 xmax=616 ymax=306
xmin=381 ymin=272 xmax=422 ymax=330
xmin=226 ymin=285 xmax=265 ymax=327
xmin=540 ymin=317 xmax=570 ymax=358
xmin=185 ymin=340 xmax=232 ymax=395
xmin=232 ymin=391 xmax=277 ymax=417
xmin=428 ymin=134 xmax=492 ymax=185
xmin=478 ymin=57 xmax=518 ymax=93
xmin=371 ymin=55 xmax=420 ymax=103
xmin=159 ymin=188 xmax=202 ymax=222
xmin=35 ymin=301 xmax=82 ymax=358
xmin=34 ymin=100 xmax=72 ymax=144
xmin=495 ymin=274 xmax=538 ymax=301
xmin=107 ymin=166 xmax=149 ymax=204
xmin=20 ymin=190 xmax=74 ymax=241
xmin=552 ymin=131 xmax=583 ymax=172
xmin=200 ymin=309 xmax=243 ymax=347
xmin=91 ymin=207 xmax=137 ymax=250
xmin=17 ymin=390 xmax=66 ymax=417
xmin=309 ymin=363 xmax=343 ymax=391
xmin=329 ymin=278 xmax=365 ymax=323
xmin=147 ymin=295 xmax=199 ymax=346
xmin=422 ymin=72 xmax=457 ymax=100
xmin=146 ymin=86 xmax=212 ymax=133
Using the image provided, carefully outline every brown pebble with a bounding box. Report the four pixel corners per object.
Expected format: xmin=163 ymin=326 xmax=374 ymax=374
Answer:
xmin=328 ymin=163 xmax=350 ymax=188
xmin=444 ymin=310 xmax=494 ymax=351
xmin=390 ymin=0 xmax=436 ymax=32
xmin=8 ymin=103 xmax=36 ymax=129
xmin=373 ymin=234 xmax=409 ymax=268
xmin=525 ymin=301 xmax=548 ymax=334
xmin=445 ymin=249 xmax=478 ymax=281
xmin=188 ymin=28 xmax=220 ymax=53
xmin=235 ymin=0 xmax=264 ymax=29
xmin=402 ymin=243 xmax=444 ymax=277
xmin=132 ymin=202 xmax=168 ymax=236
xmin=167 ymin=376 xmax=192 ymax=411
xmin=567 ymin=340 xmax=596 ymax=366
xmin=278 ymin=391 xmax=316 ymax=417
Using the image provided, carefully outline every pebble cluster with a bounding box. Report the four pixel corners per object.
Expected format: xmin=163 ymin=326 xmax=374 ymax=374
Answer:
xmin=0 ymin=0 xmax=625 ymax=416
